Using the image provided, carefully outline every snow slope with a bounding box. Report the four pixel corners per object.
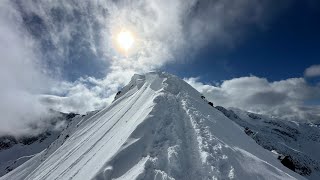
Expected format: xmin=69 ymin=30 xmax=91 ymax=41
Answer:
xmin=1 ymin=72 xmax=305 ymax=180
xmin=0 ymin=112 xmax=78 ymax=176
xmin=214 ymin=106 xmax=320 ymax=180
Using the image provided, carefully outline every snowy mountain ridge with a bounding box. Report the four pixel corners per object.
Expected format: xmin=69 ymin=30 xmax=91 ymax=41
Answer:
xmin=214 ymin=106 xmax=320 ymax=179
xmin=1 ymin=72 xmax=305 ymax=180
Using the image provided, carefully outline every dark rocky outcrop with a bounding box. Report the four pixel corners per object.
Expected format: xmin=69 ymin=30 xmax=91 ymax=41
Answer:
xmin=247 ymin=113 xmax=261 ymax=120
xmin=66 ymin=112 xmax=79 ymax=120
xmin=244 ymin=127 xmax=254 ymax=136
xmin=0 ymin=136 xmax=17 ymax=151
xmin=279 ymin=156 xmax=296 ymax=172
xmin=64 ymin=134 xmax=70 ymax=140
xmin=116 ymin=91 xmax=121 ymax=96
xmin=113 ymin=91 xmax=122 ymax=101
xmin=21 ymin=136 xmax=40 ymax=145
xmin=277 ymin=155 xmax=312 ymax=176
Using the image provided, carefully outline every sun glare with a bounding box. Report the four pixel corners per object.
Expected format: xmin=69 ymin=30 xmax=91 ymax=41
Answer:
xmin=116 ymin=30 xmax=134 ymax=52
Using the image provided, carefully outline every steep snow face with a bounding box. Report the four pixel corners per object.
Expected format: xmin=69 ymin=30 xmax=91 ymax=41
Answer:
xmin=1 ymin=72 xmax=304 ymax=180
xmin=215 ymin=106 xmax=320 ymax=180
xmin=0 ymin=112 xmax=78 ymax=177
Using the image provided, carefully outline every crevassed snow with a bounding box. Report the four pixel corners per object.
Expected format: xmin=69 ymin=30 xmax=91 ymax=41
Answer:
xmin=1 ymin=72 xmax=305 ymax=180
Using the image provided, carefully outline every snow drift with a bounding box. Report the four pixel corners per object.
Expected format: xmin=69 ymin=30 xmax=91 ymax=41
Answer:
xmin=0 ymin=72 xmax=304 ymax=180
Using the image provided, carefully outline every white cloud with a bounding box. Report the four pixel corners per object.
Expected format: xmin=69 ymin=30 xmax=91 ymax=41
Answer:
xmin=185 ymin=76 xmax=320 ymax=122
xmin=0 ymin=1 xmax=56 ymax=136
xmin=40 ymin=77 xmax=112 ymax=114
xmin=24 ymin=0 xmax=284 ymax=114
xmin=12 ymin=0 xmax=285 ymax=74
xmin=0 ymin=0 xmax=293 ymax=136
xmin=305 ymin=64 xmax=320 ymax=77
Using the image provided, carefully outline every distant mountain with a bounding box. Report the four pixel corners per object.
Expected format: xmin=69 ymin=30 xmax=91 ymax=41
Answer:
xmin=214 ymin=106 xmax=320 ymax=179
xmin=0 ymin=112 xmax=79 ymax=176
xmin=0 ymin=72 xmax=306 ymax=180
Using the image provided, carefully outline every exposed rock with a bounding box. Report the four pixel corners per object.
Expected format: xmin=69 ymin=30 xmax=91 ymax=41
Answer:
xmin=279 ymin=155 xmax=296 ymax=171
xmin=247 ymin=113 xmax=261 ymax=120
xmin=116 ymin=91 xmax=121 ymax=96
xmin=0 ymin=136 xmax=17 ymax=151
xmin=244 ymin=127 xmax=254 ymax=136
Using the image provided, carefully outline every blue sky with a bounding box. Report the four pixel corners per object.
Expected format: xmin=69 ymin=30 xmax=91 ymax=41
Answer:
xmin=165 ymin=1 xmax=320 ymax=83
xmin=1 ymin=0 xmax=320 ymax=136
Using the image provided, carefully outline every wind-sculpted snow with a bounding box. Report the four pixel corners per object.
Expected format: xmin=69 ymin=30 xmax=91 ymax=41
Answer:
xmin=1 ymin=72 xmax=305 ymax=180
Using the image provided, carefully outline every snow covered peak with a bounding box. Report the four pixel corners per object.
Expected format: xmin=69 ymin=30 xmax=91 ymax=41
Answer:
xmin=114 ymin=72 xmax=200 ymax=101
xmin=1 ymin=72 xmax=305 ymax=180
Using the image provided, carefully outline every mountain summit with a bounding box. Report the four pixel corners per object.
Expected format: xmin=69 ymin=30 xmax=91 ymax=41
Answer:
xmin=1 ymin=72 xmax=304 ymax=180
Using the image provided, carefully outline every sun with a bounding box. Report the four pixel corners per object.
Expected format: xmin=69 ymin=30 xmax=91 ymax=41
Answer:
xmin=116 ymin=30 xmax=134 ymax=52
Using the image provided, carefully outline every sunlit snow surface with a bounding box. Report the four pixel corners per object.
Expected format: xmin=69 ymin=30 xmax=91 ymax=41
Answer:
xmin=215 ymin=106 xmax=320 ymax=180
xmin=1 ymin=72 xmax=305 ymax=180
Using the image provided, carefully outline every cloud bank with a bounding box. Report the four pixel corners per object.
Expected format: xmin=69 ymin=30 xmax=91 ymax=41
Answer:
xmin=0 ymin=0 xmax=297 ymax=136
xmin=9 ymin=0 xmax=283 ymax=110
xmin=0 ymin=1 xmax=58 ymax=136
xmin=185 ymin=76 xmax=320 ymax=122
